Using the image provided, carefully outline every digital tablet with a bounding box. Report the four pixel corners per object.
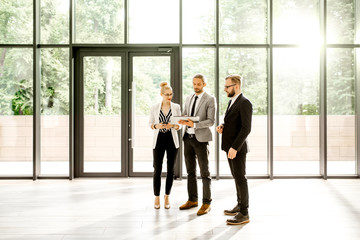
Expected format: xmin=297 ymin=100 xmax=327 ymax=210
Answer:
xmin=171 ymin=116 xmax=200 ymax=124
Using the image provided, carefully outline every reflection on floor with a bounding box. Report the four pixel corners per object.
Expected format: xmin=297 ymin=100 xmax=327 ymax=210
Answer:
xmin=0 ymin=178 xmax=360 ymax=239
xmin=0 ymin=160 xmax=356 ymax=175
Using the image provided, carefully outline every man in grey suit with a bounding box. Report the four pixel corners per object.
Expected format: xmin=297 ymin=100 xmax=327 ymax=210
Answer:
xmin=178 ymin=74 xmax=216 ymax=216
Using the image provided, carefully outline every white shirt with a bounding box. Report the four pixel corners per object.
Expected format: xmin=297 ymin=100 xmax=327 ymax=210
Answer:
xmin=228 ymin=92 xmax=241 ymax=110
xmin=186 ymin=91 xmax=205 ymax=134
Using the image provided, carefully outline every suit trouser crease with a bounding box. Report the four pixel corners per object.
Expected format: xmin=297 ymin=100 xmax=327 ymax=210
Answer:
xmin=153 ymin=131 xmax=178 ymax=196
xmin=227 ymin=152 xmax=249 ymax=215
xmin=184 ymin=136 xmax=211 ymax=204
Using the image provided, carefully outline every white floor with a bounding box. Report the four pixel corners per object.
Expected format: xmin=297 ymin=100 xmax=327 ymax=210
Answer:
xmin=0 ymin=178 xmax=360 ymax=240
xmin=0 ymin=161 xmax=356 ymax=175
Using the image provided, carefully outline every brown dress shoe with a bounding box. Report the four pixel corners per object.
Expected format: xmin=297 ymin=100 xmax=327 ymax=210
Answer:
xmin=179 ymin=201 xmax=198 ymax=210
xmin=197 ymin=204 xmax=211 ymax=216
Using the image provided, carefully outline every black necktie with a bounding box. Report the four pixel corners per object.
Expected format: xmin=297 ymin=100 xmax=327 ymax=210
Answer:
xmin=190 ymin=96 xmax=198 ymax=116
xmin=225 ymin=99 xmax=232 ymax=114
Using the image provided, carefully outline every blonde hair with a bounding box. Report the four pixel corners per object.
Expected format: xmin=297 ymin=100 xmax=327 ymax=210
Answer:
xmin=160 ymin=82 xmax=172 ymax=94
xmin=225 ymin=74 xmax=242 ymax=86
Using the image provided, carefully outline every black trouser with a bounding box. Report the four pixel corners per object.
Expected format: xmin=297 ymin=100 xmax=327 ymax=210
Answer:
xmin=153 ymin=131 xmax=178 ymax=196
xmin=227 ymin=152 xmax=249 ymax=215
xmin=183 ymin=133 xmax=212 ymax=204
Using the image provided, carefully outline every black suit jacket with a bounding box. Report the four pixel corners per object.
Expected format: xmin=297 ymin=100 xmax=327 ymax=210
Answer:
xmin=221 ymin=93 xmax=252 ymax=154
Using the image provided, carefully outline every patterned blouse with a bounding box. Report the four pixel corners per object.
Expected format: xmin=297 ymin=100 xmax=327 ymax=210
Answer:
xmin=159 ymin=109 xmax=172 ymax=133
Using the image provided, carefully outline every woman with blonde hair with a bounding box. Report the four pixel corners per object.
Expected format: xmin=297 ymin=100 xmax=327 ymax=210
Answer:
xmin=149 ymin=82 xmax=181 ymax=209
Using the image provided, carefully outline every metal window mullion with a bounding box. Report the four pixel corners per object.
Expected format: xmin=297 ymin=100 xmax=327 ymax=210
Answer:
xmin=356 ymin=0 xmax=360 ymax=177
xmin=0 ymin=44 xmax=33 ymax=48
xmin=33 ymin=0 xmax=41 ymax=180
xmin=215 ymin=0 xmax=220 ymax=180
xmin=37 ymin=44 xmax=70 ymax=48
xmin=125 ymin=0 xmax=128 ymax=45
xmin=69 ymin=0 xmax=74 ymax=180
xmin=326 ymin=44 xmax=360 ymax=48
xmin=122 ymin=50 xmax=129 ymax=177
xmin=72 ymin=0 xmax=76 ymax=43
xmin=268 ymin=0 xmax=273 ymax=179
xmin=320 ymin=0 xmax=327 ymax=179
xmin=173 ymin=48 xmax=182 ymax=179
xmin=178 ymin=0 xmax=183 ymax=179
xmin=128 ymin=53 xmax=134 ymax=176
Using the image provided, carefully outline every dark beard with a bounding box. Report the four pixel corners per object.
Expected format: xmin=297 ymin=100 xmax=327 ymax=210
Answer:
xmin=227 ymin=89 xmax=235 ymax=97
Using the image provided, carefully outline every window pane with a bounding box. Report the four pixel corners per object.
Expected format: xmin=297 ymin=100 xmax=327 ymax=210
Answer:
xmin=273 ymin=48 xmax=319 ymax=175
xmin=273 ymin=0 xmax=320 ymax=44
xmin=41 ymin=0 xmax=69 ymax=44
xmin=219 ymin=0 xmax=267 ymax=44
xmin=182 ymin=48 xmax=215 ymax=96
xmin=41 ymin=48 xmax=69 ymax=175
xmin=132 ymin=56 xmax=171 ymax=172
xmin=182 ymin=48 xmax=215 ymax=176
xmin=84 ymin=57 xmax=122 ymax=173
xmin=0 ymin=1 xmax=33 ymax=44
xmin=219 ymin=48 xmax=268 ymax=176
xmin=327 ymin=48 xmax=355 ymax=175
xmin=327 ymin=0 xmax=355 ymax=44
xmin=129 ymin=0 xmax=179 ymax=43
xmin=0 ymin=48 xmax=33 ymax=175
xmin=75 ymin=0 xmax=124 ymax=43
xmin=183 ymin=0 xmax=215 ymax=44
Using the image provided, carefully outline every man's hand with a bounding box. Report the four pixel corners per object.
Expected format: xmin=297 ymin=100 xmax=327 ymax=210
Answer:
xmin=216 ymin=125 xmax=224 ymax=134
xmin=165 ymin=123 xmax=173 ymax=129
xmin=228 ymin=147 xmax=237 ymax=159
xmin=178 ymin=120 xmax=186 ymax=125
xmin=178 ymin=119 xmax=194 ymax=128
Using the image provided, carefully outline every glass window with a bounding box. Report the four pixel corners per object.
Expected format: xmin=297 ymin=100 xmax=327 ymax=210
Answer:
xmin=219 ymin=0 xmax=267 ymax=44
xmin=0 ymin=1 xmax=33 ymax=44
xmin=273 ymin=0 xmax=320 ymax=45
xmin=83 ymin=57 xmax=122 ymax=173
xmin=0 ymin=48 xmax=33 ymax=176
xmin=327 ymin=48 xmax=355 ymax=175
xmin=219 ymin=48 xmax=268 ymax=176
xmin=41 ymin=0 xmax=69 ymax=44
xmin=182 ymin=48 xmax=215 ymax=176
xmin=131 ymin=56 xmax=171 ymax=173
xmin=327 ymin=0 xmax=355 ymax=44
xmin=273 ymin=48 xmax=320 ymax=175
xmin=182 ymin=0 xmax=215 ymax=44
xmin=128 ymin=0 xmax=179 ymax=43
xmin=75 ymin=0 xmax=124 ymax=43
xmin=40 ymin=48 xmax=69 ymax=175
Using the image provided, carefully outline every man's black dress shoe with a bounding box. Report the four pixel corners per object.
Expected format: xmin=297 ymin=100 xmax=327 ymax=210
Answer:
xmin=226 ymin=212 xmax=250 ymax=225
xmin=224 ymin=205 xmax=240 ymax=216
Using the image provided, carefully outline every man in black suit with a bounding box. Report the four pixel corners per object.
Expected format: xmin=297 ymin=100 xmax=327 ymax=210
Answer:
xmin=216 ymin=74 xmax=252 ymax=225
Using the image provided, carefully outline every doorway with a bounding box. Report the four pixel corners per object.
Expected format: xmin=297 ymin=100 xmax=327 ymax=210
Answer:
xmin=74 ymin=47 xmax=179 ymax=177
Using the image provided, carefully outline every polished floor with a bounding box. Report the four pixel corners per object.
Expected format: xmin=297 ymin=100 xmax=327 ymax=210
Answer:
xmin=0 ymin=178 xmax=359 ymax=240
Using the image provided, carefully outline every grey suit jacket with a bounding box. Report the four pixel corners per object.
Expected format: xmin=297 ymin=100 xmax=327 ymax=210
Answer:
xmin=182 ymin=92 xmax=216 ymax=142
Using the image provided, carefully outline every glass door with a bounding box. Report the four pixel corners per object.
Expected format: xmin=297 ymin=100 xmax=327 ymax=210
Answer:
xmin=76 ymin=50 xmax=126 ymax=177
xmin=129 ymin=52 xmax=175 ymax=176
xmin=83 ymin=56 xmax=123 ymax=173
xmin=75 ymin=48 xmax=178 ymax=177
